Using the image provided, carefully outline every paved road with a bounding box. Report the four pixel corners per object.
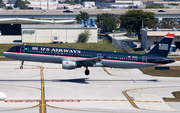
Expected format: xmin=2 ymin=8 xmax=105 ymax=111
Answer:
xmin=0 ymin=9 xmax=179 ymax=20
xmin=0 ymin=61 xmax=179 ymax=113
xmin=0 ymin=9 xmax=180 ymax=13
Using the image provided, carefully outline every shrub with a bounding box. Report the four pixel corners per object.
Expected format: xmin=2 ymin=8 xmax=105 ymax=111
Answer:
xmin=77 ymin=30 xmax=91 ymax=43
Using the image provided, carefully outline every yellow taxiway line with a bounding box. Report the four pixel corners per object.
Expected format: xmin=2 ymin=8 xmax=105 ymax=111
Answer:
xmin=102 ymin=67 xmax=113 ymax=76
xmin=0 ymin=105 xmax=40 ymax=112
xmin=123 ymin=86 xmax=180 ymax=111
xmin=102 ymin=66 xmax=180 ymax=111
xmin=39 ymin=66 xmax=46 ymax=113
xmin=2 ymin=63 xmax=180 ymax=112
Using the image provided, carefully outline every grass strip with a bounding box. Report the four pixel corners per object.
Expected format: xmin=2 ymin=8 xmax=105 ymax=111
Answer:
xmin=139 ymin=66 xmax=180 ymax=77
xmin=0 ymin=41 xmax=124 ymax=56
xmin=163 ymin=91 xmax=180 ymax=102
xmin=168 ymin=57 xmax=180 ymax=61
xmin=132 ymin=48 xmax=146 ymax=54
xmin=0 ymin=58 xmax=15 ymax=61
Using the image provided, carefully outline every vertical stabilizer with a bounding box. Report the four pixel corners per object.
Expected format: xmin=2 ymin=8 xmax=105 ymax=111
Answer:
xmin=147 ymin=33 xmax=174 ymax=57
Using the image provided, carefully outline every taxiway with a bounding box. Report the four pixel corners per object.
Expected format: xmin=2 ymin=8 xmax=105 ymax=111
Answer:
xmin=0 ymin=61 xmax=180 ymax=113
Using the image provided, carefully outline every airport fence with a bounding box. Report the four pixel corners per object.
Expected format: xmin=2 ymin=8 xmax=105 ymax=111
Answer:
xmin=103 ymin=33 xmax=132 ymax=53
xmin=112 ymin=38 xmax=133 ymax=53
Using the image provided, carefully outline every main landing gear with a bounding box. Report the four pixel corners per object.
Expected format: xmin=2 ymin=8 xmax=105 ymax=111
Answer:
xmin=20 ymin=61 xmax=24 ymax=69
xmin=85 ymin=67 xmax=90 ymax=76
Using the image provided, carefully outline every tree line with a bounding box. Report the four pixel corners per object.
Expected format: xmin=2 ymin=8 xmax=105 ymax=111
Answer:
xmin=0 ymin=0 xmax=30 ymax=9
xmin=76 ymin=10 xmax=157 ymax=40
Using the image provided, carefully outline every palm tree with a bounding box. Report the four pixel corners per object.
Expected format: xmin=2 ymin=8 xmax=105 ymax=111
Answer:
xmin=76 ymin=11 xmax=89 ymax=24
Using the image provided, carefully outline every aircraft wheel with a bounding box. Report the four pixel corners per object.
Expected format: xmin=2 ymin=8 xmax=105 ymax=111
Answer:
xmin=20 ymin=66 xmax=23 ymax=69
xmin=85 ymin=69 xmax=90 ymax=75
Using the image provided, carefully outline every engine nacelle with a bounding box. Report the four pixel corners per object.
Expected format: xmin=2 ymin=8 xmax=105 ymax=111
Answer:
xmin=62 ymin=61 xmax=76 ymax=69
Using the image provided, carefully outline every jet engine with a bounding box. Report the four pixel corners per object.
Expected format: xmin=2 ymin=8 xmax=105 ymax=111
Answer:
xmin=62 ymin=61 xmax=76 ymax=69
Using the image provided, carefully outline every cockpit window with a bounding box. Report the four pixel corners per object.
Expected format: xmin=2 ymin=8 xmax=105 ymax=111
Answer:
xmin=8 ymin=46 xmax=19 ymax=52
xmin=9 ymin=47 xmax=16 ymax=51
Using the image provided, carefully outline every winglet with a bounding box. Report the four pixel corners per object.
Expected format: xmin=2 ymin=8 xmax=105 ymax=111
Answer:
xmin=165 ymin=33 xmax=175 ymax=38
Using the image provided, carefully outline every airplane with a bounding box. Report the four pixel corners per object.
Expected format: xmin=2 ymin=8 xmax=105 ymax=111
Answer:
xmin=3 ymin=33 xmax=175 ymax=75
xmin=0 ymin=92 xmax=6 ymax=101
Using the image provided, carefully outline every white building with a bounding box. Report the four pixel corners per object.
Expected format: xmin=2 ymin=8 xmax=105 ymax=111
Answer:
xmin=115 ymin=0 xmax=142 ymax=6
xmin=141 ymin=29 xmax=180 ymax=50
xmin=83 ymin=1 xmax=95 ymax=8
xmin=106 ymin=3 xmax=136 ymax=8
xmin=22 ymin=24 xmax=97 ymax=43
xmin=27 ymin=1 xmax=82 ymax=9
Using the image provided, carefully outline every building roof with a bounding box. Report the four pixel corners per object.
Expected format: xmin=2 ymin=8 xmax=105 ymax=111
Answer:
xmin=22 ymin=24 xmax=97 ymax=29
xmin=141 ymin=0 xmax=163 ymax=2
xmin=142 ymin=29 xmax=180 ymax=36
xmin=0 ymin=18 xmax=77 ymax=24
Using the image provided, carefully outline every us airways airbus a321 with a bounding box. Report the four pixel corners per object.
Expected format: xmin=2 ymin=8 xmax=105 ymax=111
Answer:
xmin=3 ymin=33 xmax=175 ymax=75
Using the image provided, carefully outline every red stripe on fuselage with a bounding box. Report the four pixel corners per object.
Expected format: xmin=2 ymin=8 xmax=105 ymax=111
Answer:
xmin=4 ymin=51 xmax=164 ymax=65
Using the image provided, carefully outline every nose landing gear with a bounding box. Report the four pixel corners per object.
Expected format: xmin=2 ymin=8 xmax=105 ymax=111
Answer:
xmin=20 ymin=61 xmax=24 ymax=69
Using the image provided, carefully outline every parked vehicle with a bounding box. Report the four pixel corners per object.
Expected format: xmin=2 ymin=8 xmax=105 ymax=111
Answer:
xmin=63 ymin=10 xmax=73 ymax=13
xmin=41 ymin=10 xmax=49 ymax=13
xmin=56 ymin=7 xmax=63 ymax=9
xmin=158 ymin=10 xmax=166 ymax=12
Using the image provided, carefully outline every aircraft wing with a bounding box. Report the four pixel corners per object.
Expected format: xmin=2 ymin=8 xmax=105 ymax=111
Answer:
xmin=76 ymin=56 xmax=102 ymax=67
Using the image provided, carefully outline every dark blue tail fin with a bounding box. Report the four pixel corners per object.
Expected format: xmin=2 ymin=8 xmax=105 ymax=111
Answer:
xmin=147 ymin=33 xmax=174 ymax=57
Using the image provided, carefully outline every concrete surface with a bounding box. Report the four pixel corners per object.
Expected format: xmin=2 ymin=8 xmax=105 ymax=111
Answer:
xmin=0 ymin=36 xmax=22 ymax=44
xmin=167 ymin=102 xmax=180 ymax=110
xmin=170 ymin=50 xmax=180 ymax=55
xmin=0 ymin=61 xmax=179 ymax=113
xmin=109 ymin=33 xmax=137 ymax=41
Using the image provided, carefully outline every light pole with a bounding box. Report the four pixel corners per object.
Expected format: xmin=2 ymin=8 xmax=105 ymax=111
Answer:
xmin=39 ymin=0 xmax=41 ymax=9
xmin=47 ymin=0 xmax=49 ymax=10
xmin=142 ymin=20 xmax=144 ymax=29
xmin=142 ymin=18 xmax=149 ymax=29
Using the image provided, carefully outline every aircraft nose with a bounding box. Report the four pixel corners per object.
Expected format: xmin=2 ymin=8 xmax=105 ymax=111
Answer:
xmin=0 ymin=92 xmax=7 ymax=100
xmin=3 ymin=51 xmax=6 ymax=57
xmin=3 ymin=51 xmax=8 ymax=58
